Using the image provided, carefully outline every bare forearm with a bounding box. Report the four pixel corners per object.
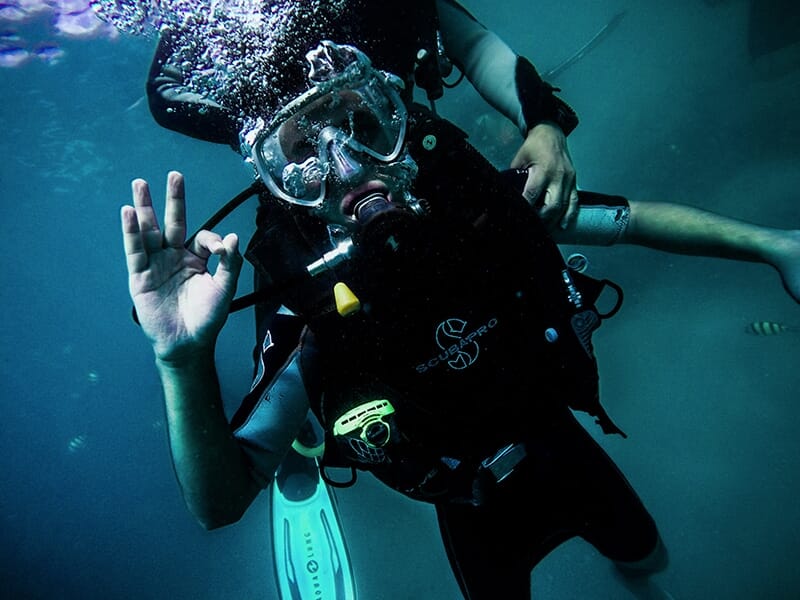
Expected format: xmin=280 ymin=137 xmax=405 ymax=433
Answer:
xmin=622 ymin=200 xmax=776 ymax=262
xmin=554 ymin=198 xmax=800 ymax=303
xmin=156 ymin=353 xmax=260 ymax=529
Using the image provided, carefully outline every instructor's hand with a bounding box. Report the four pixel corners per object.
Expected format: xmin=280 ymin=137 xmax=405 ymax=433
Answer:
xmin=121 ymin=171 xmax=242 ymax=363
xmin=511 ymin=122 xmax=578 ymax=231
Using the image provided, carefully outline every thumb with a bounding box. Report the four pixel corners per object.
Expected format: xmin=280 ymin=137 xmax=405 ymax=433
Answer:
xmin=212 ymin=233 xmax=243 ymax=297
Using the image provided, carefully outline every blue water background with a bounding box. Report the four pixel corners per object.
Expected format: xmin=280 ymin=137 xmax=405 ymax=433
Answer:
xmin=1 ymin=1 xmax=799 ymax=598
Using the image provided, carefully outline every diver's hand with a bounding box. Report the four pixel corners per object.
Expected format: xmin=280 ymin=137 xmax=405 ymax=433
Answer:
xmin=121 ymin=171 xmax=243 ymax=362
xmin=510 ymin=122 xmax=578 ymax=231
xmin=766 ymin=229 xmax=800 ymax=304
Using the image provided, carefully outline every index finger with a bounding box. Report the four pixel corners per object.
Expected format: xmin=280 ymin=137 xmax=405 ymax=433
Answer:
xmin=121 ymin=204 xmax=148 ymax=275
xmin=132 ymin=177 xmax=163 ymax=252
xmin=523 ymin=167 xmax=546 ymax=209
xmin=163 ymin=171 xmax=187 ymax=249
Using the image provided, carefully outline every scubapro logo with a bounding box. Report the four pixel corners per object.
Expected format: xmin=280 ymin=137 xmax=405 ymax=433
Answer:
xmin=415 ymin=316 xmax=498 ymax=373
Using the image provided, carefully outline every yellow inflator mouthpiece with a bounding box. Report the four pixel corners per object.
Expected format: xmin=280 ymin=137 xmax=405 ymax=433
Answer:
xmin=334 ymin=282 xmax=361 ymax=316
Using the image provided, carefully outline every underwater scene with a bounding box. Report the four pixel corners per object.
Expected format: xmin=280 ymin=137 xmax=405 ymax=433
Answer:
xmin=1 ymin=0 xmax=798 ymax=598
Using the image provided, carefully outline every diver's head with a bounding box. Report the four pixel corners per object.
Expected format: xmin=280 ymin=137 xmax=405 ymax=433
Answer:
xmin=244 ymin=41 xmax=418 ymax=231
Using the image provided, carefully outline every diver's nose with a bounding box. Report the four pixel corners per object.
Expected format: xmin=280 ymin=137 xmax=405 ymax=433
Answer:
xmin=330 ymin=142 xmax=363 ymax=181
xmin=321 ymin=127 xmax=363 ymax=182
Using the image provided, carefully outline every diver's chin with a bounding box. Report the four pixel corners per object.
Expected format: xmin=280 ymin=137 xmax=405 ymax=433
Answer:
xmin=312 ymin=206 xmax=357 ymax=231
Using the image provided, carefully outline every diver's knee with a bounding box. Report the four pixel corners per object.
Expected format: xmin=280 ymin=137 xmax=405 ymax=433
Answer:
xmin=614 ymin=533 xmax=669 ymax=578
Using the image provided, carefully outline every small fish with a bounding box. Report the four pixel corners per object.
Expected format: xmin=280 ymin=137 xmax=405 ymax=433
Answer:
xmin=67 ymin=434 xmax=87 ymax=453
xmin=745 ymin=320 xmax=792 ymax=336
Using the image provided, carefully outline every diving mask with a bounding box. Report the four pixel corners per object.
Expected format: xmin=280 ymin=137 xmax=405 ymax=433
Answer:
xmin=248 ymin=41 xmax=412 ymax=214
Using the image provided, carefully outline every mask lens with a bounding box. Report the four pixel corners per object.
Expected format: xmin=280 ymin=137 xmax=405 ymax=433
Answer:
xmin=345 ymin=89 xmax=399 ymax=155
xmin=281 ymin=156 xmax=324 ymax=199
xmin=254 ymin=128 xmax=326 ymax=207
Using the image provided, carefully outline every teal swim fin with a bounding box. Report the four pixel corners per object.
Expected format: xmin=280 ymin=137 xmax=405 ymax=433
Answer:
xmin=271 ymin=419 xmax=357 ymax=600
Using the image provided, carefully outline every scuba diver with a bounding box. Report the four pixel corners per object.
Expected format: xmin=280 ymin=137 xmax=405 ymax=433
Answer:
xmin=144 ymin=4 xmax=588 ymax=598
xmin=125 ymin=37 xmax=800 ymax=599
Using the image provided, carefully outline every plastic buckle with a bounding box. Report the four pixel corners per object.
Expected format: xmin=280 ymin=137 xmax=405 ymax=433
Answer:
xmin=480 ymin=443 xmax=528 ymax=483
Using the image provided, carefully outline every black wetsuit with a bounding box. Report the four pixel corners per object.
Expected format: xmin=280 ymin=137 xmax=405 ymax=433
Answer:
xmin=146 ymin=2 xmax=660 ymax=598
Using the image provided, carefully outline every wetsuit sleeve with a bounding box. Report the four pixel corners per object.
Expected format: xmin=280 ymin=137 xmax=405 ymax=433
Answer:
xmin=230 ymin=314 xmax=311 ymax=487
xmin=552 ymin=191 xmax=631 ymax=246
xmin=146 ymin=32 xmax=242 ymax=149
xmin=436 ymin=0 xmax=578 ymax=136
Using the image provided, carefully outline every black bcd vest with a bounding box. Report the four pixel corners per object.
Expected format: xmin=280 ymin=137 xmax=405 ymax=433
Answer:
xmin=245 ymin=108 xmax=624 ymax=501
